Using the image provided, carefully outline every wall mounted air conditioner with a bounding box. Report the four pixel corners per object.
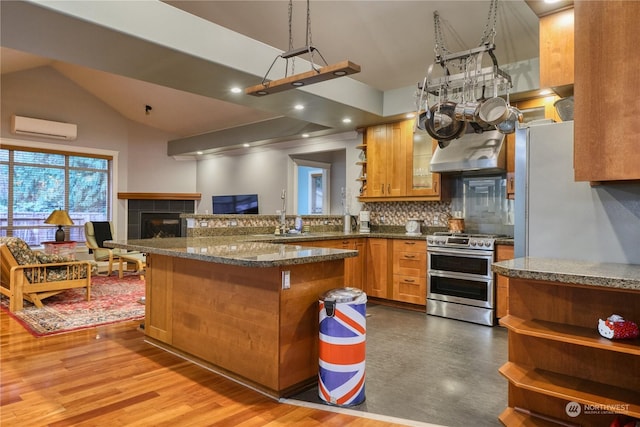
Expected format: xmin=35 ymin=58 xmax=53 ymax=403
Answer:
xmin=10 ymin=115 xmax=78 ymax=140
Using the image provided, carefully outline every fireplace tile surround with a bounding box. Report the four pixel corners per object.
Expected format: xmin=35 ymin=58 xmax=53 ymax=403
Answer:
xmin=127 ymin=199 xmax=195 ymax=239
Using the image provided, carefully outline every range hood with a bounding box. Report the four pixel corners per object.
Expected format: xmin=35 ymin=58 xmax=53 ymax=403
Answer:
xmin=429 ymin=129 xmax=506 ymax=174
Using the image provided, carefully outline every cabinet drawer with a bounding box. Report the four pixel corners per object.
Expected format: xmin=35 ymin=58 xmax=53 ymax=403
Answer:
xmin=393 ymin=251 xmax=426 ymax=277
xmin=392 ymin=275 xmax=426 ymax=305
xmin=393 ymin=239 xmax=426 ymax=253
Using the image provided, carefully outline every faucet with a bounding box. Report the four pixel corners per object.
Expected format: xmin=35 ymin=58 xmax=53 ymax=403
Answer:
xmin=279 ymin=189 xmax=288 ymax=234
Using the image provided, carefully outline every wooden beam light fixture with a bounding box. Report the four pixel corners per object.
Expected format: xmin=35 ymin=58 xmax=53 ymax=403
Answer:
xmin=245 ymin=57 xmax=361 ymax=97
xmin=244 ymin=1 xmax=360 ymax=97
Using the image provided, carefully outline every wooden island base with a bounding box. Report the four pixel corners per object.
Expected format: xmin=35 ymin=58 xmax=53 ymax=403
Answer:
xmin=144 ymin=253 xmax=347 ymax=398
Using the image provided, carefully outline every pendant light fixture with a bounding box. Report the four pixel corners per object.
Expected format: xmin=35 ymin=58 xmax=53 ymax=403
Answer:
xmin=245 ymin=0 xmax=360 ymax=97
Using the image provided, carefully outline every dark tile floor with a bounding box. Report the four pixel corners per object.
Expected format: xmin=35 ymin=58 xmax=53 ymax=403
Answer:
xmin=290 ymin=303 xmax=508 ymax=427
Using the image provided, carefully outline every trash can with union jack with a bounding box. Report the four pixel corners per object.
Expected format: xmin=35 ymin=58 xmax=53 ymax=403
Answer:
xmin=318 ymin=287 xmax=366 ymax=406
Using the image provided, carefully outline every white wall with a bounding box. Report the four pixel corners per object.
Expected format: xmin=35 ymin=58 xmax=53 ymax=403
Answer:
xmin=1 ymin=66 xmax=197 ymax=238
xmin=197 ymin=132 xmax=362 ymax=215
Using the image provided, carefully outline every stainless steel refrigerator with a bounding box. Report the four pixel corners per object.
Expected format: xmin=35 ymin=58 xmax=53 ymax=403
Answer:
xmin=514 ymin=120 xmax=640 ymax=264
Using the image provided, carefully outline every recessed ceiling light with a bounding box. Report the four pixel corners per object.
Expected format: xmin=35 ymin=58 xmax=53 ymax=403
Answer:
xmin=291 ymin=81 xmax=305 ymax=87
xmin=301 ymin=133 xmax=310 ymax=138
xmin=539 ymin=89 xmax=553 ymax=95
xmin=243 ymin=143 xmax=250 ymax=148
xmin=406 ymin=112 xmax=416 ymax=118
xmin=294 ymin=104 xmax=304 ymax=110
xmin=230 ymin=87 xmax=242 ymax=94
xmin=196 ymin=151 xmax=203 ymax=155
xmin=342 ymin=118 xmax=352 ymax=124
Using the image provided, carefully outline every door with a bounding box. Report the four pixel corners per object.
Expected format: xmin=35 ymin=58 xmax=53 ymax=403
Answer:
xmin=293 ymin=160 xmax=331 ymax=215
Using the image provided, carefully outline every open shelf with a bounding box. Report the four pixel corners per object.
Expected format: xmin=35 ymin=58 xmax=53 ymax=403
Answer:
xmin=499 ymin=362 xmax=640 ymax=419
xmin=500 ymin=315 xmax=640 ymax=356
xmin=501 ymin=274 xmax=640 ymax=426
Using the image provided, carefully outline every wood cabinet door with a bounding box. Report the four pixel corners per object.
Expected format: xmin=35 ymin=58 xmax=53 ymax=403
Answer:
xmin=365 ymin=238 xmax=390 ymax=298
xmin=539 ymin=8 xmax=574 ymax=91
xmin=385 ymin=121 xmax=407 ymax=197
xmin=362 ymin=121 xmax=408 ymax=198
xmin=574 ymin=1 xmax=640 ymax=182
xmin=495 ymin=244 xmax=514 ymax=319
xmin=366 ymin=125 xmax=387 ymax=197
xmin=145 ymin=254 xmax=173 ymax=344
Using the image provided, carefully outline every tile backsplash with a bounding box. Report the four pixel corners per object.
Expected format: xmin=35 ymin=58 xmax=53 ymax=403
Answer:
xmin=362 ymin=175 xmax=514 ymax=236
xmin=361 ymin=201 xmax=451 ymax=227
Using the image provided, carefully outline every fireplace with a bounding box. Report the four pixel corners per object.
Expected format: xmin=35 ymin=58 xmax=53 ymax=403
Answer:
xmin=140 ymin=212 xmax=183 ymax=239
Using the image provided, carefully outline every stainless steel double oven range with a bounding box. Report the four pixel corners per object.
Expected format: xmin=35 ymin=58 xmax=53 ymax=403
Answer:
xmin=426 ymin=232 xmax=499 ymax=326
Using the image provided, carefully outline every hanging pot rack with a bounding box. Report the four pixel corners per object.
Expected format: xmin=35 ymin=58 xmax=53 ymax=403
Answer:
xmin=415 ymin=1 xmax=519 ymax=143
xmin=418 ymin=44 xmax=512 ymax=98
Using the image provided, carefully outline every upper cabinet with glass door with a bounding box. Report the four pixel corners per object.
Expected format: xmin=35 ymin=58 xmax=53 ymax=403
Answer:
xmin=407 ymin=130 xmax=441 ymax=198
xmin=358 ymin=119 xmax=447 ymax=202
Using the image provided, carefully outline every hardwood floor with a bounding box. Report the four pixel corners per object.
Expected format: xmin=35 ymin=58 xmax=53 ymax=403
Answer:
xmin=0 ymin=311 xmax=410 ymax=427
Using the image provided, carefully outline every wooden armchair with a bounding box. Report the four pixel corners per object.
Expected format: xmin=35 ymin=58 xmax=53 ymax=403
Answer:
xmin=0 ymin=237 xmax=93 ymax=312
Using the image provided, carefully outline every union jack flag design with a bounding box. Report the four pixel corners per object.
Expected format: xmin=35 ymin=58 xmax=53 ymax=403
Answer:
xmin=318 ymin=297 xmax=366 ymax=406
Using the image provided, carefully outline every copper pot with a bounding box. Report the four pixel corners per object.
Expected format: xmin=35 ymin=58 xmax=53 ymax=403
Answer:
xmin=448 ymin=218 xmax=465 ymax=233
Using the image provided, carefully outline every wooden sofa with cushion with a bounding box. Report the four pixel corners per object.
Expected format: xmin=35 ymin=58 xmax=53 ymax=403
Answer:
xmin=0 ymin=237 xmax=93 ymax=312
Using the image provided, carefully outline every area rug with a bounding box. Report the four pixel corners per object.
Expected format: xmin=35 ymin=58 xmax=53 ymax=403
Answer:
xmin=0 ymin=274 xmax=145 ymax=337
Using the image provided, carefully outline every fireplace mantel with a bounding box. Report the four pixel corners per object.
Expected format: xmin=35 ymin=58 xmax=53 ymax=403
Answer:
xmin=118 ymin=192 xmax=201 ymax=200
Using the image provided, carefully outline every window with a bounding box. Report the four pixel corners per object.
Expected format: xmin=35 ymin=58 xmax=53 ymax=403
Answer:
xmin=0 ymin=146 xmax=112 ymax=246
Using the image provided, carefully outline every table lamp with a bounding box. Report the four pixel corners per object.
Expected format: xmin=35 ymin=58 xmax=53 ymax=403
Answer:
xmin=44 ymin=209 xmax=74 ymax=242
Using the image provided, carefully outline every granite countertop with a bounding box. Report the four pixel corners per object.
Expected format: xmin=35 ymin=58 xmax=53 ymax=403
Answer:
xmin=105 ymin=231 xmax=434 ymax=267
xmin=492 ymin=257 xmax=640 ymax=291
xmin=106 ymin=236 xmax=361 ymax=268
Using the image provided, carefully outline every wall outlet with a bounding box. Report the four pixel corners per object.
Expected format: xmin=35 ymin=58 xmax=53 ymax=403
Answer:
xmin=282 ymin=271 xmax=290 ymax=289
xmin=229 ymin=219 xmax=238 ymax=227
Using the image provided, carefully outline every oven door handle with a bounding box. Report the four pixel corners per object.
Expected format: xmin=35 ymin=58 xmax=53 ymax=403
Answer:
xmin=428 ymin=269 xmax=493 ymax=282
xmin=427 ymin=247 xmax=494 ymax=258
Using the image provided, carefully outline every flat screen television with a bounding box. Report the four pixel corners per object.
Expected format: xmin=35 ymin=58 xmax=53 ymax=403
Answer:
xmin=212 ymin=194 xmax=259 ymax=214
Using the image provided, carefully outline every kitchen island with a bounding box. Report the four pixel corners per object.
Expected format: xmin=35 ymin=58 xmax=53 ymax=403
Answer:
xmin=106 ymin=236 xmax=357 ymax=398
xmin=492 ymin=257 xmax=640 ymax=426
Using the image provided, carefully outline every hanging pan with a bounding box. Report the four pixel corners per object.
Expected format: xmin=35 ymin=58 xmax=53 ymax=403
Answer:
xmin=426 ymin=101 xmax=466 ymax=143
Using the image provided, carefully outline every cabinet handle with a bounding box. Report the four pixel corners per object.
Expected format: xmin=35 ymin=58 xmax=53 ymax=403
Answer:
xmin=387 ymin=184 xmax=391 ymax=194
xmin=404 ymin=254 xmax=416 ymax=259
xmin=381 ymin=184 xmax=384 ymax=194
xmin=434 ymin=181 xmax=438 ymax=192
xmin=404 ymin=241 xmax=416 ymax=245
xmin=403 ymin=279 xmax=416 ymax=283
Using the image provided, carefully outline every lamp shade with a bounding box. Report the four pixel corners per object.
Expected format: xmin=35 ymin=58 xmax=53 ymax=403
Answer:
xmin=45 ymin=210 xmax=74 ymax=226
xmin=45 ymin=210 xmax=74 ymax=242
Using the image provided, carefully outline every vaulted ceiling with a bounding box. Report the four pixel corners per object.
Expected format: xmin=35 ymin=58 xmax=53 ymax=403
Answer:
xmin=1 ymin=1 xmax=552 ymax=156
